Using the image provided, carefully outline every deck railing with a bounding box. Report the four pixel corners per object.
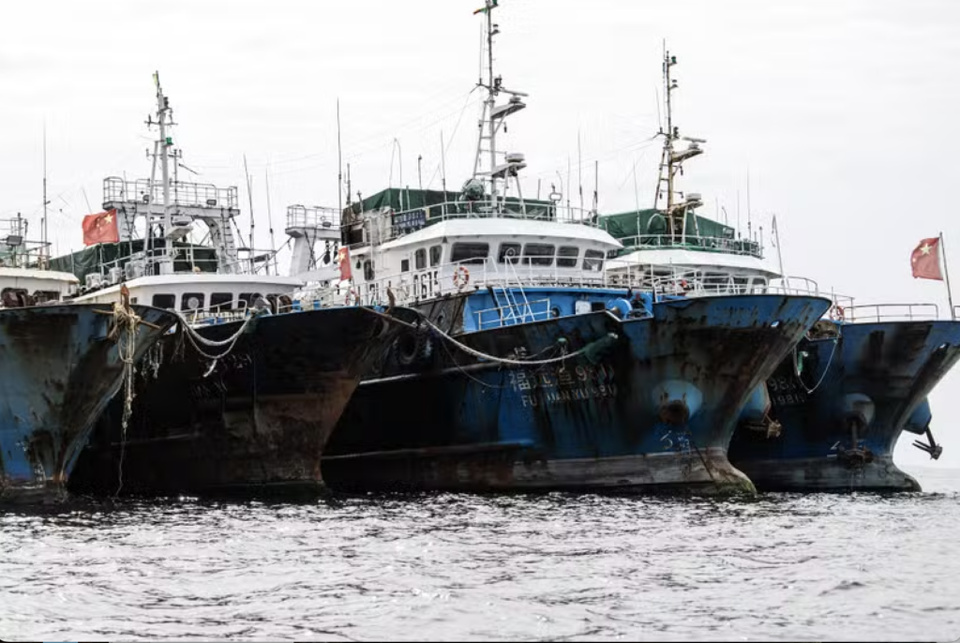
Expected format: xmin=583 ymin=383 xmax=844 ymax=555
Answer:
xmin=844 ymin=303 xmax=941 ymax=323
xmin=102 ymin=177 xmax=239 ymax=210
xmin=616 ymin=233 xmax=763 ymax=259
xmin=286 ymin=205 xmax=341 ymax=231
xmin=351 ymin=200 xmax=600 ymax=245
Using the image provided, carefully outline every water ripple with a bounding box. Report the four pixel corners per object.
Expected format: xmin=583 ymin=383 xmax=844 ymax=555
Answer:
xmin=1 ymin=468 xmax=959 ymax=641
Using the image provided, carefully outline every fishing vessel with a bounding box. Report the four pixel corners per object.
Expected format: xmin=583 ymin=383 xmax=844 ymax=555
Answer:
xmin=728 ymin=308 xmax=960 ymax=492
xmin=64 ymin=74 xmax=407 ymax=498
xmin=0 ymin=216 xmax=176 ymax=503
xmin=319 ymin=1 xmax=831 ymax=494
xmin=601 ymin=49 xmax=960 ymax=492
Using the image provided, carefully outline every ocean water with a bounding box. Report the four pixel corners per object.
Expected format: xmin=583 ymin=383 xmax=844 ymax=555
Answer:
xmin=2 ymin=468 xmax=959 ymax=642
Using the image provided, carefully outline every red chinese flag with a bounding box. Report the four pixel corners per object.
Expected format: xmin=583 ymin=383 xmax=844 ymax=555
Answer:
xmin=82 ymin=209 xmax=120 ymax=246
xmin=337 ymin=246 xmax=352 ymax=281
xmin=911 ymin=237 xmax=943 ymax=280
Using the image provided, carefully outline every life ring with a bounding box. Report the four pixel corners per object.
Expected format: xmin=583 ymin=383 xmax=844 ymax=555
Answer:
xmin=830 ymin=304 xmax=845 ymax=322
xmin=453 ymin=265 xmax=470 ymax=291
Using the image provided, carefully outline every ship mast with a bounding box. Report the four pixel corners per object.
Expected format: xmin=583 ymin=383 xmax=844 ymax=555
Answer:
xmin=471 ymin=0 xmax=527 ymax=211
xmin=654 ymin=45 xmax=705 ymax=241
xmin=151 ymin=71 xmax=176 ymax=274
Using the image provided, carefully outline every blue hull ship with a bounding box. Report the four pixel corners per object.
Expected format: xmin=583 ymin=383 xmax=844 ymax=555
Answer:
xmin=0 ymin=303 xmax=177 ymax=503
xmin=729 ymin=319 xmax=960 ymax=491
xmin=324 ymin=289 xmax=830 ymax=494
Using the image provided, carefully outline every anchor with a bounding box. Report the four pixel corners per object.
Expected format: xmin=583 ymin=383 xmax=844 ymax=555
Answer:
xmin=837 ymin=417 xmax=874 ymax=469
xmin=912 ymin=427 xmax=943 ymax=460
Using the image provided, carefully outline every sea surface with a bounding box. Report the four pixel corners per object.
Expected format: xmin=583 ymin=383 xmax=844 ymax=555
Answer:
xmin=2 ymin=467 xmax=960 ymax=642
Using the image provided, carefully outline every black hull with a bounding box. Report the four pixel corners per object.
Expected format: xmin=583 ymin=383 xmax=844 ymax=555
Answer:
xmin=69 ymin=307 xmax=404 ymax=497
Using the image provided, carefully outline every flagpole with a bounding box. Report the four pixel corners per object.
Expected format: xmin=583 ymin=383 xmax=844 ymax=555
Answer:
xmin=940 ymin=231 xmax=956 ymax=320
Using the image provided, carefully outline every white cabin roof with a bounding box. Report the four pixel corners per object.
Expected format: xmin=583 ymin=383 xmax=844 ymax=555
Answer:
xmin=0 ymin=267 xmax=79 ymax=286
xmin=609 ymin=247 xmax=781 ymax=278
xmin=375 ymin=218 xmax=623 ymax=252
xmin=71 ymin=273 xmax=304 ymax=303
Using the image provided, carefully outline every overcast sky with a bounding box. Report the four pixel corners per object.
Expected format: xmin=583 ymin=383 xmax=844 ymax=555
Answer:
xmin=3 ymin=0 xmax=959 ymax=476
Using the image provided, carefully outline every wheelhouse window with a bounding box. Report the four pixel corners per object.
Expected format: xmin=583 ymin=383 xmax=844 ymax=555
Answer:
xmin=498 ymin=242 xmax=521 ymax=264
xmin=210 ymin=292 xmax=234 ymax=311
xmin=557 ymin=246 xmax=579 ymax=268
xmin=583 ymin=249 xmax=605 ymax=272
xmin=181 ymin=293 xmax=205 ymax=311
xmin=429 ymin=245 xmax=443 ymax=266
xmin=415 ymin=248 xmax=427 ymax=270
xmin=363 ymin=260 xmax=375 ymax=280
xmin=451 ymin=242 xmax=490 ymax=265
xmin=152 ymin=293 xmax=176 ymax=310
xmin=523 ymin=243 xmax=555 ymax=266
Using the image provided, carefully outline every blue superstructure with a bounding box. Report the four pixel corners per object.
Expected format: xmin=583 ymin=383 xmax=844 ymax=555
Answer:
xmin=729 ymin=319 xmax=960 ymax=491
xmin=0 ymin=303 xmax=176 ymax=503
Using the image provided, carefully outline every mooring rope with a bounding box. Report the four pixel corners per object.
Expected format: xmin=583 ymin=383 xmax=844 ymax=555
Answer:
xmin=419 ymin=317 xmax=616 ymax=367
xmin=792 ymin=325 xmax=842 ymax=395
xmin=111 ymin=300 xmax=143 ymax=499
xmin=174 ymin=311 xmax=257 ymax=364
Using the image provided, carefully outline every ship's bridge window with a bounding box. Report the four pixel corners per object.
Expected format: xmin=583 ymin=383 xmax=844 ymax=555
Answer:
xmin=583 ymin=249 xmax=605 ymax=272
xmin=151 ymin=293 xmax=176 ymax=310
xmin=451 ymin=242 xmax=489 ymax=265
xmin=415 ymin=248 xmax=427 ymax=270
xmin=210 ymin=292 xmax=234 ymax=311
xmin=181 ymin=293 xmax=205 ymax=311
xmin=557 ymin=246 xmax=579 ymax=268
xmin=430 ymin=245 xmax=442 ymax=267
xmin=498 ymin=242 xmax=521 ymax=264
xmin=363 ymin=260 xmax=375 ymax=280
xmin=523 ymin=244 xmax=555 ymax=266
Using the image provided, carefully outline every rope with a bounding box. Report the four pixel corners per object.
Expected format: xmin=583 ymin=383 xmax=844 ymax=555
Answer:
xmin=174 ymin=310 xmax=258 ymax=367
xmin=420 ymin=317 xmax=614 ymax=367
xmin=792 ymin=326 xmax=842 ymax=394
xmin=110 ymin=301 xmax=143 ymax=499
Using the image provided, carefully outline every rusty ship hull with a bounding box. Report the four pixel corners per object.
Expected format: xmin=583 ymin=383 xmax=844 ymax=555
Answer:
xmin=323 ymin=294 xmax=831 ymax=494
xmin=729 ymin=320 xmax=960 ymax=492
xmin=0 ymin=303 xmax=177 ymax=503
xmin=68 ymin=306 xmax=404 ymax=498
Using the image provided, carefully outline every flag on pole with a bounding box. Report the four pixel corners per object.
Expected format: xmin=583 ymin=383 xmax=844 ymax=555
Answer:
xmin=82 ymin=209 xmax=120 ymax=246
xmin=911 ymin=237 xmax=943 ymax=280
xmin=337 ymin=246 xmax=352 ymax=281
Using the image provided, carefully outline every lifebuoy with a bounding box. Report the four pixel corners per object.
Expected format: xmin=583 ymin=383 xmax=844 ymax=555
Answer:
xmin=830 ymin=304 xmax=845 ymax=322
xmin=453 ymin=265 xmax=470 ymax=290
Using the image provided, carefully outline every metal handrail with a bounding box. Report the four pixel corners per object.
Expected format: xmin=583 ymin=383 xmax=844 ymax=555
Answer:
xmin=103 ymin=177 xmax=239 ymax=210
xmin=348 ymin=199 xmax=601 ymax=247
xmin=350 ymin=255 xmax=611 ymax=307
xmin=475 ymin=297 xmax=553 ymax=330
xmin=286 ymin=205 xmax=341 ymax=231
xmin=617 ymin=233 xmax=763 ymax=259
xmin=845 ymin=303 xmax=941 ymax=323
